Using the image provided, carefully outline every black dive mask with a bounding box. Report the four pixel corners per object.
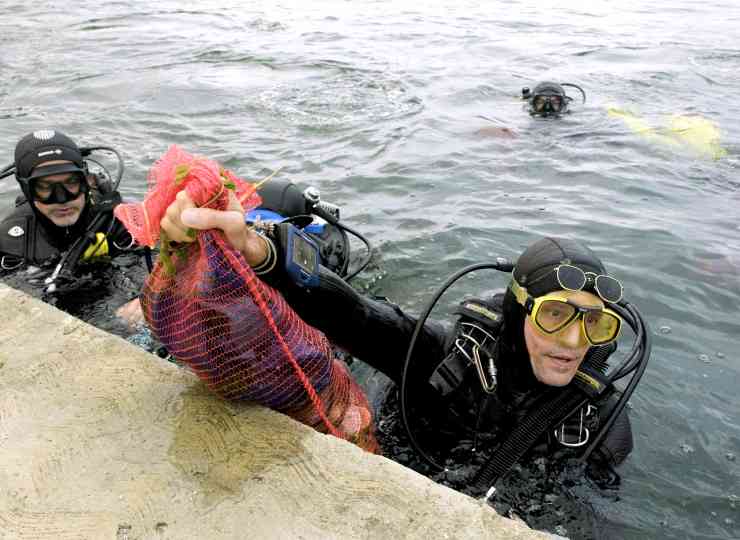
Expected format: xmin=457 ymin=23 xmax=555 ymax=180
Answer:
xmin=14 ymin=161 xmax=89 ymax=206
xmin=29 ymin=173 xmax=88 ymax=204
xmin=532 ymin=94 xmax=565 ymax=115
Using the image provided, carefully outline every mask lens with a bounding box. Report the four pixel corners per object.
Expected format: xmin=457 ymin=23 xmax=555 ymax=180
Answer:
xmin=533 ymin=96 xmax=547 ymax=112
xmin=62 ymin=176 xmax=82 ymax=193
xmin=535 ymin=300 xmax=577 ymax=332
xmin=556 ymin=265 xmax=587 ymax=291
xmin=595 ymin=275 xmax=623 ymax=303
xmin=550 ymin=96 xmax=562 ymax=111
xmin=31 ymin=175 xmax=82 ymax=203
xmin=32 ymin=180 xmax=54 ymax=199
xmin=583 ymin=310 xmax=621 ymax=344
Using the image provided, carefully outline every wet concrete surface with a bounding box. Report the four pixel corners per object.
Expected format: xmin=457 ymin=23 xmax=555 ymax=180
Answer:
xmin=0 ymin=284 xmax=552 ymax=539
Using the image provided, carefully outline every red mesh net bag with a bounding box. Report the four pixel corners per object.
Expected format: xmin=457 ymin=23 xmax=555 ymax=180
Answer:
xmin=114 ymin=146 xmax=378 ymax=453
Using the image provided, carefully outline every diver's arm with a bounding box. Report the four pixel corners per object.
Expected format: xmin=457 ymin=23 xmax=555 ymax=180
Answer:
xmin=157 ymin=191 xmax=448 ymax=382
xmin=274 ymin=266 xmax=447 ymax=384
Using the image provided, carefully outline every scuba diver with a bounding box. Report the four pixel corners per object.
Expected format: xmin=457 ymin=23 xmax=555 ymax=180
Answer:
xmin=0 ymin=130 xmax=151 ymax=322
xmin=476 ymin=81 xmax=587 ymax=137
xmin=0 ymin=130 xmax=139 ymax=272
xmin=523 ymin=81 xmax=587 ymax=118
xmin=158 ymin=191 xmax=650 ymax=502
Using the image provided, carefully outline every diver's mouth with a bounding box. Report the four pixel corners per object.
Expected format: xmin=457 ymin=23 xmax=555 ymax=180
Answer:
xmin=547 ymin=353 xmax=577 ymax=364
xmin=50 ymin=206 xmax=79 ymax=218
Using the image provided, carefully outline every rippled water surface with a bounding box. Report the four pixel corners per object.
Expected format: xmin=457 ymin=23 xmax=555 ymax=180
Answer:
xmin=1 ymin=1 xmax=738 ymax=538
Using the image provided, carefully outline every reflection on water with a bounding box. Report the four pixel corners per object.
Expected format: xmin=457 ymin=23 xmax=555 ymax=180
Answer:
xmin=1 ymin=1 xmax=738 ymax=539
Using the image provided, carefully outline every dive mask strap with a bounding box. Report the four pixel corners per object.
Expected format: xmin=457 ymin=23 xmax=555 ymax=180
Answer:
xmin=508 ymin=279 xmax=532 ymax=311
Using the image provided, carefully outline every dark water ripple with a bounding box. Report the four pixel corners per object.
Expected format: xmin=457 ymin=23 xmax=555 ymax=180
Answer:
xmin=1 ymin=1 xmax=739 ymax=539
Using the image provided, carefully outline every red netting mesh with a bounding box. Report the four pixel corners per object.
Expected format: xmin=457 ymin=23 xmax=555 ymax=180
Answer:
xmin=114 ymin=146 xmax=378 ymax=453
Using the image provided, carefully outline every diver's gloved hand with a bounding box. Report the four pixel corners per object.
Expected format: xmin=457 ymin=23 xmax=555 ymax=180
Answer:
xmin=160 ymin=190 xmax=270 ymax=267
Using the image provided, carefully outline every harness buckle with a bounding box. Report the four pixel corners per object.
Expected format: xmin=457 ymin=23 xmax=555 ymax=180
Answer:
xmin=454 ymin=322 xmax=497 ymax=394
xmin=554 ymin=404 xmax=596 ymax=448
xmin=0 ymin=255 xmax=24 ymax=271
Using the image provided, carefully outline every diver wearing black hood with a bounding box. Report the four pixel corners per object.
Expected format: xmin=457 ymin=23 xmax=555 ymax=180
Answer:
xmin=522 ymin=81 xmax=587 ymax=117
xmin=277 ymin=237 xmax=637 ymax=482
xmin=0 ymin=130 xmax=137 ymax=273
xmin=477 ymin=81 xmax=588 ymax=136
xmin=157 ymin=193 xmax=647 ymax=492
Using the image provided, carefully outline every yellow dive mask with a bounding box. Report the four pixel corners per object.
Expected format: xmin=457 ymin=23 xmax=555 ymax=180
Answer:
xmin=510 ymin=279 xmax=622 ymax=346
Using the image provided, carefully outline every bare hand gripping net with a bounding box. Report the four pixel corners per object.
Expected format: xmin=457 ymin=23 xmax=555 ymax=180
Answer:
xmin=114 ymin=146 xmax=378 ymax=452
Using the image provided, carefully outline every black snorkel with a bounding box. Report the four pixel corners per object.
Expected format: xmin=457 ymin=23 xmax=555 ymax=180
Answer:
xmin=401 ymin=259 xmax=651 ymax=495
xmin=0 ymin=163 xmax=14 ymax=181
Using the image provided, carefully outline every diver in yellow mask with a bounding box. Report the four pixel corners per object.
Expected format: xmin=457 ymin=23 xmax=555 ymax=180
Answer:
xmin=160 ymin=193 xmax=651 ymax=503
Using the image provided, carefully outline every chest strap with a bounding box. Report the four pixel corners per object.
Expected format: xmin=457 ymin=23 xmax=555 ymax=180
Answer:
xmin=471 ymin=344 xmax=613 ymax=498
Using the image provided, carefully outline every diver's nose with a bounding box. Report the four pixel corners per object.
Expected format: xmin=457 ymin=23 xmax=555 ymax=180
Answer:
xmin=557 ymin=317 xmax=587 ymax=348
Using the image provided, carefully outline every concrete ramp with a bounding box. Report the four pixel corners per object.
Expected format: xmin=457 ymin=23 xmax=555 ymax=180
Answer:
xmin=0 ymin=284 xmax=550 ymax=540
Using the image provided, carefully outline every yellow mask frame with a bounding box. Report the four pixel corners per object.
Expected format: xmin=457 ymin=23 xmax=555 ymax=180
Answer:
xmin=510 ymin=279 xmax=622 ymax=346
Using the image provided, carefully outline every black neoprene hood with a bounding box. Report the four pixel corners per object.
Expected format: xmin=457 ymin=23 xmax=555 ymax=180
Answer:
xmin=513 ymin=237 xmax=605 ymax=297
xmin=531 ymin=81 xmax=566 ymax=98
xmin=14 ymin=130 xmax=85 ymax=180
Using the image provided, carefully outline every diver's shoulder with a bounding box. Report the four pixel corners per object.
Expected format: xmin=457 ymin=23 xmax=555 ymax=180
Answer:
xmin=1 ymin=199 xmax=34 ymax=223
xmin=0 ymin=205 xmax=32 ymax=261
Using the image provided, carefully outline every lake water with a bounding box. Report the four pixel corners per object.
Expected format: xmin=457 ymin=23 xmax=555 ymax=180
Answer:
xmin=1 ymin=1 xmax=738 ymax=539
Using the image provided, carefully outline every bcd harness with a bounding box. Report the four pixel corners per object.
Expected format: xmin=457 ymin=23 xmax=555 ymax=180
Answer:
xmin=426 ymin=297 xmax=613 ymax=493
xmin=0 ymin=187 xmax=129 ymax=282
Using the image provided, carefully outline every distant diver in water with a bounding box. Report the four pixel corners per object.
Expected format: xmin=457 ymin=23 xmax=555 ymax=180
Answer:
xmin=476 ymin=81 xmax=587 ymax=137
xmin=608 ymin=108 xmax=728 ymax=160
xmin=523 ymin=81 xmax=587 ymax=118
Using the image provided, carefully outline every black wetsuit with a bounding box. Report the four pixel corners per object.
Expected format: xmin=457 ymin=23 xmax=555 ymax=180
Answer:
xmin=264 ymin=266 xmax=633 ymax=480
xmin=0 ymin=193 xmax=136 ymax=274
